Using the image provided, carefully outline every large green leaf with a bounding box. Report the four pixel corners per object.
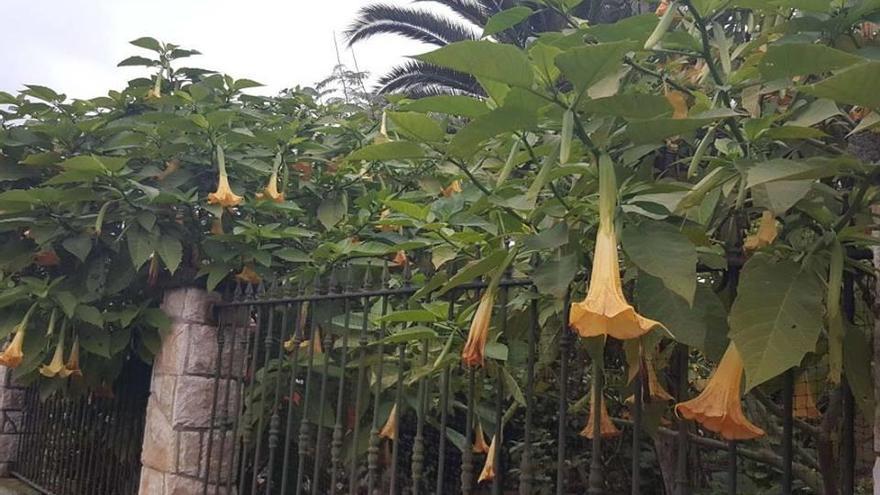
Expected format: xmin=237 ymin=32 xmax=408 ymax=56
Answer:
xmin=157 ymin=237 xmax=183 ymax=274
xmin=626 ymin=109 xmax=740 ymax=144
xmin=729 ymin=254 xmax=824 ymax=390
xmin=636 ymin=275 xmax=728 ymax=360
xmin=400 ymin=96 xmax=489 ymax=118
xmin=483 ymin=6 xmax=532 ymax=37
xmin=532 ymin=254 xmax=577 ymax=298
xmin=555 ymin=41 xmax=635 ymax=100
xmin=126 ymin=228 xmax=153 ymax=269
xmin=317 ymin=194 xmax=347 ymax=230
xmin=386 ymin=112 xmax=445 ymax=142
xmin=415 ymin=40 xmax=534 ymax=88
xmin=581 ymin=93 xmax=673 ymax=119
xmin=347 ymin=141 xmax=424 ymax=161
xmin=746 ymin=157 xmax=845 ymax=187
xmin=758 ymin=43 xmax=863 ymax=80
xmin=449 ymin=105 xmax=537 ymax=158
xmin=802 ymin=62 xmax=880 ymax=109
xmin=621 ymin=221 xmax=697 ymax=305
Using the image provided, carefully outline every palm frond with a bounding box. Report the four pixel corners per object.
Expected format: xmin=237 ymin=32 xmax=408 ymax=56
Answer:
xmin=376 ymin=61 xmax=483 ymax=97
xmin=413 ymin=0 xmax=493 ymax=27
xmin=345 ymin=4 xmax=478 ymax=46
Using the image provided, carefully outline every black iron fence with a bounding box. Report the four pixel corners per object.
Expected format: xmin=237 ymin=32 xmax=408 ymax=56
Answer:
xmin=12 ymin=359 xmax=150 ymax=495
xmin=201 ymin=262 xmax=865 ymax=495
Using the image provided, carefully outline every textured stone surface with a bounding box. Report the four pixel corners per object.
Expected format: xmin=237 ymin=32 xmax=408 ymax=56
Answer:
xmin=141 ymin=404 xmax=176 ymax=472
xmin=0 ymin=369 xmax=24 ymax=470
xmin=154 ymin=324 xmax=188 ymax=376
xmin=0 ymin=436 xmax=16 ymax=463
xmin=161 ymin=288 xmax=220 ymax=326
xmin=138 ymin=465 xmax=165 ymax=494
xmin=176 ymin=430 xmax=202 ymax=477
xmin=200 ymin=430 xmax=236 ymax=483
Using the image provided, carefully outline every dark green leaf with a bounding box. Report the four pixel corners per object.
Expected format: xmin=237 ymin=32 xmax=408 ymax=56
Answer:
xmin=157 ymin=237 xmax=182 ymax=274
xmin=802 ymin=62 xmax=880 ymax=109
xmin=62 ymin=235 xmax=92 ymax=263
xmin=759 ymin=43 xmax=863 ymax=80
xmin=449 ymin=105 xmax=536 ymax=158
xmin=483 ymin=6 xmax=533 ymax=37
xmin=399 ymin=95 xmax=489 ymax=118
xmin=555 ymin=41 xmax=635 ymax=99
xmin=129 ymin=37 xmax=162 ymax=52
xmin=415 ymin=40 xmax=534 ymax=88
xmin=532 ymin=254 xmax=577 ymax=298
xmin=386 ymin=111 xmax=445 ymax=142
xmin=347 ymin=141 xmax=424 ymax=161
xmin=622 ymin=221 xmax=697 ymax=304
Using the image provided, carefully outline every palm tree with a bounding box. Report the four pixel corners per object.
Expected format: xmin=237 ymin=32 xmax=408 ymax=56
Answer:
xmin=346 ymin=0 xmax=640 ymax=97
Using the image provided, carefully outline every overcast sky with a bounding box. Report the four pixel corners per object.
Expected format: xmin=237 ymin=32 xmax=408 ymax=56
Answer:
xmin=1 ymin=0 xmax=449 ymax=99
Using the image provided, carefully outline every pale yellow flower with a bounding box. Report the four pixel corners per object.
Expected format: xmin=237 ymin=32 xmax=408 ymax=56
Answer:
xmin=478 ymin=435 xmax=497 ymax=483
xmin=379 ymin=404 xmax=398 ymax=440
xmin=580 ymin=389 xmax=621 ymax=439
xmin=743 ymin=210 xmax=778 ymax=252
xmin=207 ymin=145 xmax=243 ymax=208
xmin=461 ymin=288 xmax=496 ymax=367
xmin=256 ymin=172 xmax=284 ymax=202
xmin=441 ymin=180 xmax=462 ymax=197
xmin=65 ymin=337 xmax=82 ymax=378
xmin=0 ymin=304 xmax=37 ymax=369
xmin=472 ymin=420 xmax=490 ymax=454
xmin=675 ymin=344 xmax=765 ymax=440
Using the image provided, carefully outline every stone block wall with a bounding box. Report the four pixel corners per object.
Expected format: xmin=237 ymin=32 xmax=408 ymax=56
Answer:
xmin=0 ymin=368 xmax=25 ymax=476
xmin=138 ymin=288 xmax=247 ymax=495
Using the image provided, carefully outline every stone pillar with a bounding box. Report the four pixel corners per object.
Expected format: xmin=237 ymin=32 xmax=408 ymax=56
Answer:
xmin=138 ymin=287 xmax=245 ymax=495
xmin=0 ymin=368 xmax=25 ymax=476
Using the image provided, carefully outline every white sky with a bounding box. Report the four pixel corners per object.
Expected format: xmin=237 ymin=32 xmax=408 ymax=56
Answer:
xmin=1 ymin=0 xmax=450 ymax=99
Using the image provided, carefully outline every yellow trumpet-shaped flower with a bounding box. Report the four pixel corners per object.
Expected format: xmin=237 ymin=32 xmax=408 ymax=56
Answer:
xmin=0 ymin=304 xmax=38 ymax=369
xmin=472 ymin=420 xmax=490 ymax=454
xmin=626 ymin=356 xmax=674 ymax=403
xmin=379 ymin=404 xmax=398 ymax=440
xmin=375 ymin=111 xmax=390 ymax=144
xmin=40 ymin=338 xmax=68 ymax=378
xmin=207 ymin=145 xmax=243 ymax=208
xmin=743 ymin=210 xmax=778 ymax=252
xmin=65 ymin=337 xmax=82 ymax=378
xmin=793 ymin=374 xmax=821 ymax=419
xmin=441 ymin=180 xmax=462 ymax=197
xmin=392 ymin=250 xmax=408 ymax=268
xmin=461 ymin=288 xmax=496 ymax=367
xmin=675 ymin=344 xmax=765 ymax=440
xmin=580 ymin=390 xmax=621 ymax=439
xmin=235 ymin=264 xmax=262 ymax=285
xmin=256 ymin=172 xmax=284 ymax=202
xmin=478 ymin=435 xmax=497 ymax=483
xmin=570 ymin=156 xmax=664 ymax=340
xmin=286 ymin=327 xmax=323 ymax=355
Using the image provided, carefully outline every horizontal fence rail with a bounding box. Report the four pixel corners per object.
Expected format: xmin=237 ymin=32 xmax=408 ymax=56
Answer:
xmin=200 ymin=264 xmax=860 ymax=495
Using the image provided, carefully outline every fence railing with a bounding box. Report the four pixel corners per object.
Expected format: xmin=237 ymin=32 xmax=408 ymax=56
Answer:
xmin=200 ymin=263 xmax=860 ymax=494
xmin=12 ymin=360 xmax=150 ymax=495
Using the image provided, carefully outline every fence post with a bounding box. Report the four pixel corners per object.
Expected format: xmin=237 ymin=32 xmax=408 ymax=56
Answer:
xmin=137 ymin=287 xmax=243 ymax=495
xmin=0 ymin=368 xmax=25 ymax=477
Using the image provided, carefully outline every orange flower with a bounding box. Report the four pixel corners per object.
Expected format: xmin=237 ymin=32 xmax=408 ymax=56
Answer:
xmin=461 ymin=288 xmax=496 ymax=367
xmin=665 ymin=90 xmax=688 ymax=119
xmin=392 ymin=250 xmax=408 ymax=267
xmin=441 ymin=180 xmax=462 ymax=197
xmin=0 ymin=304 xmax=37 ymax=369
xmin=580 ymin=391 xmax=620 ymax=439
xmin=291 ymin=162 xmax=313 ymax=182
xmin=286 ymin=327 xmax=323 ymax=355
xmin=478 ymin=435 xmax=497 ymax=483
xmin=207 ymin=145 xmax=243 ymax=208
xmin=655 ymin=0 xmax=670 ymax=16
xmin=256 ymin=172 xmax=284 ymax=202
xmin=569 ymin=157 xmax=663 ymax=340
xmin=155 ymin=159 xmax=180 ymax=181
xmin=65 ymin=337 xmax=82 ymax=377
xmin=793 ymin=373 xmax=820 ymax=419
xmin=34 ymin=250 xmax=60 ymax=267
xmin=626 ymin=356 xmax=674 ymax=403
xmin=743 ymin=210 xmax=778 ymax=252
xmin=472 ymin=421 xmax=490 ymax=454
xmin=235 ymin=264 xmax=261 ymax=285
xmin=379 ymin=404 xmax=398 ymax=440
xmin=675 ymin=344 xmax=765 ymax=440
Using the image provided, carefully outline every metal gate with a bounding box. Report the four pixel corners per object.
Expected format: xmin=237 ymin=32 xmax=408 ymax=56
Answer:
xmin=12 ymin=359 xmax=150 ymax=495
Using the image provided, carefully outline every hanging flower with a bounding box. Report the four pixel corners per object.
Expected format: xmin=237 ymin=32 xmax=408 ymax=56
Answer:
xmin=392 ymin=250 xmax=408 ymax=268
xmin=580 ymin=389 xmax=621 ymax=439
xmin=441 ymin=180 xmax=462 ymax=197
xmin=154 ymin=159 xmax=180 ymax=181
xmin=0 ymin=303 xmax=37 ymax=369
xmin=569 ymin=156 xmax=664 ymax=340
xmin=40 ymin=340 xmax=67 ymax=378
xmin=286 ymin=327 xmax=323 ymax=355
xmin=207 ymin=145 xmax=243 ymax=208
xmin=461 ymin=287 xmax=497 ymax=367
xmin=146 ymin=74 xmax=162 ymax=100
xmin=472 ymin=420 xmax=490 ymax=454
xmin=33 ymin=250 xmax=60 ymax=267
xmin=147 ymin=255 xmax=160 ymax=287
xmin=256 ymin=173 xmax=284 ymax=202
xmin=379 ymin=404 xmax=398 ymax=440
xmin=626 ymin=355 xmax=674 ymax=403
xmin=376 ymin=209 xmax=395 ymax=233
xmin=375 ymin=111 xmax=390 ymax=144
xmin=743 ymin=210 xmax=778 ymax=252
xmin=235 ymin=263 xmax=261 ymax=285
xmin=794 ymin=373 xmax=821 ymax=419
xmin=65 ymin=337 xmax=82 ymax=378
xmin=478 ymin=435 xmax=497 ymax=483
xmin=675 ymin=344 xmax=765 ymax=440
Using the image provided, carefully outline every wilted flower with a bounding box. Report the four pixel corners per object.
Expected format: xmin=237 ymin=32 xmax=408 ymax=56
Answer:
xmin=472 ymin=420 xmax=490 ymax=454
xmin=675 ymin=344 xmax=765 ymax=440
xmin=207 ymin=145 xmax=243 ymax=208
xmin=155 ymin=159 xmax=180 ymax=181
xmin=441 ymin=180 xmax=462 ymax=197
xmin=569 ymin=157 xmax=664 ymax=340
xmin=33 ymin=250 xmax=60 ymax=267
xmin=0 ymin=303 xmax=37 ymax=369
xmin=580 ymin=388 xmax=621 ymax=439
xmin=794 ymin=373 xmax=820 ymax=419
xmin=626 ymin=355 xmax=674 ymax=403
xmin=379 ymin=404 xmax=398 ymax=440
xmin=743 ymin=210 xmax=778 ymax=252
xmin=65 ymin=337 xmax=82 ymax=378
xmin=478 ymin=435 xmax=497 ymax=483
xmin=461 ymin=288 xmax=496 ymax=367
xmin=235 ymin=264 xmax=262 ymax=285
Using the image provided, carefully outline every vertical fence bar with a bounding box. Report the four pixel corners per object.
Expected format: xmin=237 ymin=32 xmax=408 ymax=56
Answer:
xmin=279 ymin=288 xmax=305 ymax=495
xmin=295 ymin=283 xmax=320 ymax=495
xmin=389 ymin=343 xmax=406 ymax=495
xmin=228 ymin=297 xmax=254 ymax=495
xmin=412 ymin=337 xmax=428 ymax=494
xmin=266 ymin=289 xmax=294 ymax=495
xmin=555 ymin=290 xmax=572 ymax=495
xmin=461 ymin=366 xmax=476 ymax=495
xmin=727 ymin=441 xmax=737 ymax=495
xmin=675 ymin=344 xmax=689 ymax=495
xmin=369 ymin=263 xmax=390 ymax=495
xmin=781 ymin=368 xmax=794 ymax=495
xmin=519 ymin=282 xmax=538 ymax=495
xmin=435 ymin=287 xmax=455 ymax=495
xmin=349 ymin=265 xmax=374 ymax=495
xmin=631 ymin=366 xmax=642 ymax=495
xmin=492 ymin=279 xmax=509 ymax=495
xmin=203 ymin=301 xmax=227 ymax=495
xmin=588 ymin=357 xmax=604 ymax=494
xmin=312 ymin=279 xmax=334 ymax=495
xmin=252 ymin=283 xmax=276 ymax=495
xmin=238 ymin=284 xmax=261 ymax=495
xmin=841 ymin=270 xmax=856 ymax=495
xmin=331 ymin=270 xmax=352 ymax=494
